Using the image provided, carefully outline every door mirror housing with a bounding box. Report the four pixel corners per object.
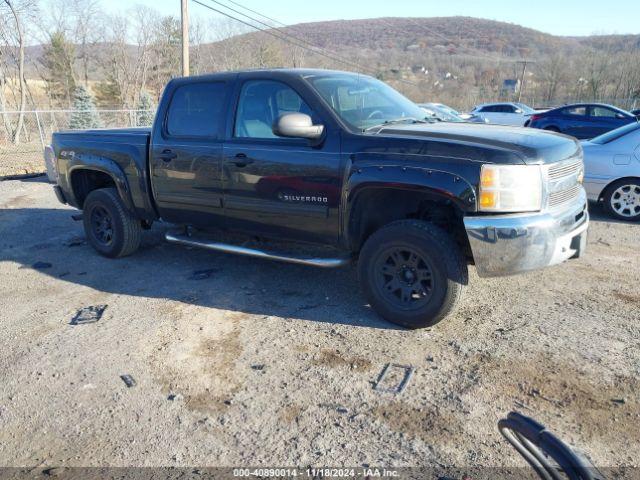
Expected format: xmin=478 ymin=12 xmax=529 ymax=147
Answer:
xmin=615 ymin=113 xmax=627 ymax=120
xmin=273 ymin=113 xmax=324 ymax=140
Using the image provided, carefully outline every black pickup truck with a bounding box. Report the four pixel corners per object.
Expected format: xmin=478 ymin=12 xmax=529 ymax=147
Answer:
xmin=44 ymin=69 xmax=589 ymax=328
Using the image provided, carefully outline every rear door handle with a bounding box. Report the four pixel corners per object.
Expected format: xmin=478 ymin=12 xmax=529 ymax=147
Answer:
xmin=158 ymin=149 xmax=177 ymax=162
xmin=229 ymin=153 xmax=254 ymax=167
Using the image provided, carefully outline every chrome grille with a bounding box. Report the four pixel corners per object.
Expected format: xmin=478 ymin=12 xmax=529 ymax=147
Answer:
xmin=548 ymin=158 xmax=582 ymax=181
xmin=549 ymin=184 xmax=582 ymax=207
xmin=545 ymin=156 xmax=584 ymax=209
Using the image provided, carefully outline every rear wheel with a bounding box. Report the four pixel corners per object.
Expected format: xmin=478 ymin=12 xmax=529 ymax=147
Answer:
xmin=603 ymin=179 xmax=640 ymax=221
xmin=358 ymin=220 xmax=467 ymax=329
xmin=83 ymin=187 xmax=142 ymax=258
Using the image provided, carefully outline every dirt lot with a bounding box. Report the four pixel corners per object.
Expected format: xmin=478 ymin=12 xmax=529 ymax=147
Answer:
xmin=0 ymin=145 xmax=46 ymax=179
xmin=0 ymin=178 xmax=638 ymax=474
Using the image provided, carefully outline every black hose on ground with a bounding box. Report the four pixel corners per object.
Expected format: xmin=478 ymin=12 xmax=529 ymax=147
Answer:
xmin=498 ymin=412 xmax=606 ymax=480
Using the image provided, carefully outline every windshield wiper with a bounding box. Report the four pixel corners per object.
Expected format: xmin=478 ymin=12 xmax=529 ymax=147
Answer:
xmin=363 ymin=117 xmax=431 ymax=133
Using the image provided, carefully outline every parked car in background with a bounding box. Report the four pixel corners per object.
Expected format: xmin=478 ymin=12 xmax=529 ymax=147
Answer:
xmin=526 ymin=103 xmax=638 ymax=139
xmin=582 ymin=122 xmax=640 ymax=221
xmin=418 ymin=103 xmax=465 ymax=122
xmin=467 ymin=102 xmax=536 ymax=126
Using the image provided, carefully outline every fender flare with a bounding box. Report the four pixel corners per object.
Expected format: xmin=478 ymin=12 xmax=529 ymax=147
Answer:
xmin=67 ymin=153 xmax=136 ymax=213
xmin=342 ymin=164 xmax=477 ymax=246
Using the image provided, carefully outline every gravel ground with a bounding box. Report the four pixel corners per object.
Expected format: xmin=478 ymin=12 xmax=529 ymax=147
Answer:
xmin=0 ymin=147 xmax=45 ymax=179
xmin=0 ymin=178 xmax=638 ymax=475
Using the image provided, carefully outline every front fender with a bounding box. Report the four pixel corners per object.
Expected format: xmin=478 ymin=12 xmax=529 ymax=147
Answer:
xmin=63 ymin=153 xmax=135 ymax=212
xmin=345 ymin=164 xmax=477 ymax=212
xmin=342 ymin=164 xmax=477 ymax=246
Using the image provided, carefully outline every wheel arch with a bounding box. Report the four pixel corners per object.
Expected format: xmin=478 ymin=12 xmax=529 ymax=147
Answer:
xmin=599 ymin=176 xmax=640 ymax=201
xmin=343 ymin=166 xmax=476 ymax=254
xmin=68 ymin=156 xmax=135 ymax=213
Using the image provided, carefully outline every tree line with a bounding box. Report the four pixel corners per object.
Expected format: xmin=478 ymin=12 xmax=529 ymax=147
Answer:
xmin=1 ymin=0 xmax=639 ymax=144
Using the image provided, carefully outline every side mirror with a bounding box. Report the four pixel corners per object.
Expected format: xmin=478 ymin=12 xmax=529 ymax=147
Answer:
xmin=515 ymin=109 xmax=523 ymax=114
xmin=615 ymin=113 xmax=626 ymax=120
xmin=273 ymin=113 xmax=324 ymax=140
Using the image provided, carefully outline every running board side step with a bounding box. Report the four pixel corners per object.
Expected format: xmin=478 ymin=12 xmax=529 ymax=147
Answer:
xmin=165 ymin=231 xmax=352 ymax=268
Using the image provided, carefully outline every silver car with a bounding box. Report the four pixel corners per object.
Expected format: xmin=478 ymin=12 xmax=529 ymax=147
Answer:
xmin=582 ymin=122 xmax=640 ymax=220
xmin=468 ymin=102 xmax=537 ymax=126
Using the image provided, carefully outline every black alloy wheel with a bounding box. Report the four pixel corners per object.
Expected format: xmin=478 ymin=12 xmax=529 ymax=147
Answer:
xmin=373 ymin=245 xmax=434 ymax=310
xmin=90 ymin=205 xmax=114 ymax=246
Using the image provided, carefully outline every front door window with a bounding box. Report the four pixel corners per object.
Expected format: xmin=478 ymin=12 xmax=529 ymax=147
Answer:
xmin=234 ymin=80 xmax=314 ymax=139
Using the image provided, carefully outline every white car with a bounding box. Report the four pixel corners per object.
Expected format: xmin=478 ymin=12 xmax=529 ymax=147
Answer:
xmin=582 ymin=122 xmax=640 ymax=220
xmin=468 ymin=102 xmax=537 ymax=126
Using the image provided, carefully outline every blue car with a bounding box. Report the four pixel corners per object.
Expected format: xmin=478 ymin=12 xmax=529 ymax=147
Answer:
xmin=525 ymin=103 xmax=638 ymax=139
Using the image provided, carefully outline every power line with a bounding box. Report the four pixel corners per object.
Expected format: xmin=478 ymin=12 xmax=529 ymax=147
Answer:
xmin=218 ymin=0 xmax=289 ymax=29
xmin=202 ymin=0 xmax=367 ymax=74
xmin=191 ymin=0 xmax=419 ymax=86
xmin=219 ymin=0 xmax=325 ymax=40
xmin=191 ymin=0 xmax=367 ymax=74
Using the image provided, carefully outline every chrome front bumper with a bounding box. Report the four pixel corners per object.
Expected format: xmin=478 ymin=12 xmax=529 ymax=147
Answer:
xmin=464 ymin=188 xmax=589 ymax=277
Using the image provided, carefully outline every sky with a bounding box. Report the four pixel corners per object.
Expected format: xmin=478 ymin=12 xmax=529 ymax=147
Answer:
xmin=100 ymin=0 xmax=640 ymax=37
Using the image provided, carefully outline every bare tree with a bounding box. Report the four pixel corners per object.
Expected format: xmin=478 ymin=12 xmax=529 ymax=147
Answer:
xmin=538 ymin=53 xmax=566 ymax=102
xmin=69 ymin=0 xmax=101 ymax=86
xmin=2 ymin=0 xmax=28 ymax=143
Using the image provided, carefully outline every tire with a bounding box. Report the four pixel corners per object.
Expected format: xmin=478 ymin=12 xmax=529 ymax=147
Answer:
xmin=603 ymin=179 xmax=640 ymax=221
xmin=543 ymin=126 xmax=560 ymax=133
xmin=82 ymin=187 xmax=142 ymax=258
xmin=358 ymin=220 xmax=468 ymax=329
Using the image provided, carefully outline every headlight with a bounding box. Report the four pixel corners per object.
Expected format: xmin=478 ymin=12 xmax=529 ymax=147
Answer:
xmin=479 ymin=164 xmax=542 ymax=212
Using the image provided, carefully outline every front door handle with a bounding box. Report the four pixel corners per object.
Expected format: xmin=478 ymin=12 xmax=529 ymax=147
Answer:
xmin=229 ymin=153 xmax=254 ymax=167
xmin=158 ymin=149 xmax=177 ymax=162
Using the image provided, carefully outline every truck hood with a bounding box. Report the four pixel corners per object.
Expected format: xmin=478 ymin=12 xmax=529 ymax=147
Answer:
xmin=377 ymin=122 xmax=581 ymax=165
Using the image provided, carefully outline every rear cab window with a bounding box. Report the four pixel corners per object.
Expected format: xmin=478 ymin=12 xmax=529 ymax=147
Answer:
xmin=166 ymin=82 xmax=227 ymax=138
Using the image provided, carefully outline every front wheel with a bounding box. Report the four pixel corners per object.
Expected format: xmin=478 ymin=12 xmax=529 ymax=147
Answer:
xmin=603 ymin=179 xmax=640 ymax=221
xmin=358 ymin=220 xmax=468 ymax=329
xmin=83 ymin=187 xmax=142 ymax=258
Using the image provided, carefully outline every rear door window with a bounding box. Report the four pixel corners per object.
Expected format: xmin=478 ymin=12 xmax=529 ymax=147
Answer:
xmin=166 ymin=82 xmax=227 ymax=138
xmin=590 ymin=106 xmax=618 ymax=118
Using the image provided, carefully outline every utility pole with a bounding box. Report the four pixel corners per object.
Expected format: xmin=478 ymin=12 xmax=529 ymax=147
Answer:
xmin=181 ymin=0 xmax=190 ymax=76
xmin=517 ymin=60 xmax=532 ymax=103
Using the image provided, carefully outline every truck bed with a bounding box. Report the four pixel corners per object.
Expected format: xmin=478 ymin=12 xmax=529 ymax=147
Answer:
xmin=51 ymin=127 xmax=156 ymax=221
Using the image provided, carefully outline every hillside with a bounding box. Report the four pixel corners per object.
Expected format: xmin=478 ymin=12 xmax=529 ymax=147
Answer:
xmin=252 ymin=17 xmax=578 ymax=58
xmin=204 ymin=16 xmax=637 ymax=64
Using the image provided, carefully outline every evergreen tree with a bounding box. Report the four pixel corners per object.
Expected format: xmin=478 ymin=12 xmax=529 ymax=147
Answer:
xmin=41 ymin=31 xmax=77 ymax=107
xmin=68 ymin=86 xmax=102 ymax=129
xmin=135 ymin=90 xmax=156 ymax=126
xmin=94 ymin=73 xmax=123 ymax=108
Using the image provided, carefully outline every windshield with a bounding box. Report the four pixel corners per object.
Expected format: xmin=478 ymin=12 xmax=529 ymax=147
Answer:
xmin=590 ymin=121 xmax=640 ymax=144
xmin=305 ymin=73 xmax=430 ymax=132
xmin=514 ymin=103 xmax=536 ymax=114
xmin=424 ymin=104 xmax=464 ymax=122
